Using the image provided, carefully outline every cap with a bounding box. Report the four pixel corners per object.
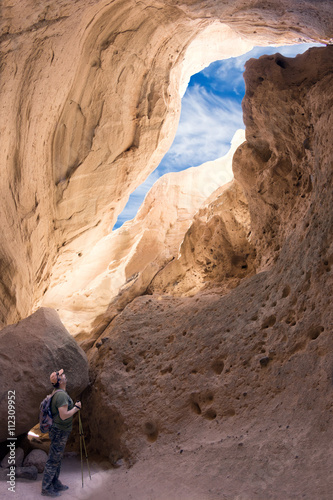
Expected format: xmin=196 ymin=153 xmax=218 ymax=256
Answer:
xmin=50 ymin=368 xmax=64 ymax=385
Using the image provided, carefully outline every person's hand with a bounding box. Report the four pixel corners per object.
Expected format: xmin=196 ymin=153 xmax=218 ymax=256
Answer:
xmin=75 ymin=401 xmax=82 ymax=411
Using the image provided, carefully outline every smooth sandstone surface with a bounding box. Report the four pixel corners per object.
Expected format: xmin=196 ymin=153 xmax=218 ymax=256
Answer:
xmin=41 ymin=130 xmax=245 ymax=338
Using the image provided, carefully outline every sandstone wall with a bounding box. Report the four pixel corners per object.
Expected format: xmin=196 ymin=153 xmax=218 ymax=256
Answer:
xmin=84 ymin=46 xmax=333 ymax=488
xmin=1 ymin=2 xmax=333 ymax=496
xmin=40 ymin=130 xmax=245 ymax=339
xmin=147 ymin=178 xmax=256 ymax=297
xmin=1 ymin=0 xmax=332 ymax=329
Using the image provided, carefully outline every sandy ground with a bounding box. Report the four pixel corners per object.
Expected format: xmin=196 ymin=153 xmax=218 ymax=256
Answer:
xmin=0 ymin=452 xmax=216 ymax=500
xmin=1 ymin=428 xmax=333 ymax=500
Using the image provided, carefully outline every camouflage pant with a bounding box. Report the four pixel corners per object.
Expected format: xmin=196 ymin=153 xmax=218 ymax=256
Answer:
xmin=42 ymin=426 xmax=71 ymax=491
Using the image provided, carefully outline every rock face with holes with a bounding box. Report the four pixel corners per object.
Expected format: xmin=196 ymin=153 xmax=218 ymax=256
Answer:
xmin=82 ymin=46 xmax=333 ymax=498
xmin=146 ymin=177 xmax=256 ymax=297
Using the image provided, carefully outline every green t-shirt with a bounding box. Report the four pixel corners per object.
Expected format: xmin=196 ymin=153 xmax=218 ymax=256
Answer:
xmin=51 ymin=390 xmax=74 ymax=432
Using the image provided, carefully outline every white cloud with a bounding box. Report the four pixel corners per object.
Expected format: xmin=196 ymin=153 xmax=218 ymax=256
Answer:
xmin=160 ymin=84 xmax=244 ymax=173
xmin=114 ymin=171 xmax=160 ymax=228
xmin=114 ymin=42 xmax=323 ymax=229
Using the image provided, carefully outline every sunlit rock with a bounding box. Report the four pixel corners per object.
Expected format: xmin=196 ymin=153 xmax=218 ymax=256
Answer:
xmin=147 ymin=177 xmax=256 ymax=297
xmin=40 ymin=130 xmax=245 ymax=338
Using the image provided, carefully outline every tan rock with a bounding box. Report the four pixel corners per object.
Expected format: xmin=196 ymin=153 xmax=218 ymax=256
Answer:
xmin=233 ymin=46 xmax=333 ymax=271
xmin=0 ymin=308 xmax=89 ymax=442
xmin=147 ymin=178 xmax=256 ymax=297
xmin=82 ymin=47 xmax=333 ymax=497
xmin=1 ymin=0 xmax=331 ymax=329
xmin=41 ymin=130 xmax=245 ymax=338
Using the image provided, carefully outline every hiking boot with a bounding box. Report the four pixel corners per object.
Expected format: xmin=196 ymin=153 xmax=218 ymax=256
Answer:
xmin=53 ymin=480 xmax=69 ymax=492
xmin=41 ymin=487 xmax=60 ymax=497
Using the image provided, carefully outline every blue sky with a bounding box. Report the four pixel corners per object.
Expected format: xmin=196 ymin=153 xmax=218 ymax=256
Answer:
xmin=114 ymin=43 xmax=321 ymax=229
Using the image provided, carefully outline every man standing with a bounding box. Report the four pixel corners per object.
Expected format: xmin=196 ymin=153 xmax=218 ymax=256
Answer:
xmin=41 ymin=369 xmax=81 ymax=497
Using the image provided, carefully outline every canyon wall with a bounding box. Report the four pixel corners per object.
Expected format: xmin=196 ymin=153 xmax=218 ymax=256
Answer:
xmin=0 ymin=1 xmax=333 ymax=497
xmin=1 ymin=0 xmax=332 ymax=331
xmin=83 ymin=46 xmax=333 ymax=498
xmin=40 ymin=130 xmax=245 ymax=340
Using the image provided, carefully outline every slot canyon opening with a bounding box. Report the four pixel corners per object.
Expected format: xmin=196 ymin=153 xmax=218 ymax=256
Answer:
xmin=113 ymin=42 xmax=320 ymax=231
xmin=1 ymin=3 xmax=332 ymax=496
xmin=39 ymin=38 xmax=322 ymax=339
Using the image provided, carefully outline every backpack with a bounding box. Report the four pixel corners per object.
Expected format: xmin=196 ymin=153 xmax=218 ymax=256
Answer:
xmin=39 ymin=389 xmax=62 ymax=433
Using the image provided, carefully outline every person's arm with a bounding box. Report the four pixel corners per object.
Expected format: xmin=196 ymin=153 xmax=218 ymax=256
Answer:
xmin=58 ymin=401 xmax=81 ymax=420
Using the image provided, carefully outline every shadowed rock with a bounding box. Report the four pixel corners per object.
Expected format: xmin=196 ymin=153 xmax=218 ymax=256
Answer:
xmin=0 ymin=308 xmax=89 ymax=442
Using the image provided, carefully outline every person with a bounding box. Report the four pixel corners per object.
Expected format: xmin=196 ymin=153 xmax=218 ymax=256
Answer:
xmin=41 ymin=369 xmax=82 ymax=497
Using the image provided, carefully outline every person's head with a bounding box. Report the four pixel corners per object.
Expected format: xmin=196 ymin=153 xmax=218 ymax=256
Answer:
xmin=50 ymin=369 xmax=66 ymax=388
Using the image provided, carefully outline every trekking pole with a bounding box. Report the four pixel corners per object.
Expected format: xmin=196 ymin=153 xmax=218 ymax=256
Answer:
xmin=79 ymin=411 xmax=84 ymax=487
xmin=78 ymin=411 xmax=92 ymax=487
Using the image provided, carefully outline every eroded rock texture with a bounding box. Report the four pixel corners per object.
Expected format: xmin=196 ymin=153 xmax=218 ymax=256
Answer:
xmin=147 ymin=177 xmax=256 ymax=297
xmin=83 ymin=46 xmax=333 ymax=497
xmin=41 ymin=130 xmax=244 ymax=340
xmin=1 ymin=1 xmax=333 ymax=498
xmin=1 ymin=0 xmax=332 ymax=332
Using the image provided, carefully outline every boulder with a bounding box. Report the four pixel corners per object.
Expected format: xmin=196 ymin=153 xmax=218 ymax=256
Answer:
xmin=0 ymin=308 xmax=89 ymax=442
xmin=16 ymin=465 xmax=38 ymax=480
xmin=0 ymin=465 xmax=38 ymax=481
xmin=23 ymin=449 xmax=48 ymax=473
xmin=1 ymin=447 xmax=24 ymax=468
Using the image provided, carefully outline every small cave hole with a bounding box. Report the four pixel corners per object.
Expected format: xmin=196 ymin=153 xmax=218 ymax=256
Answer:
xmin=144 ymin=421 xmax=158 ymax=442
xmin=206 ymin=393 xmax=214 ymax=402
xmin=261 ymin=315 xmax=276 ymax=329
xmin=191 ymin=401 xmax=202 ymax=415
xmin=276 ymin=57 xmax=287 ymax=68
xmin=204 ymin=409 xmax=217 ymax=420
xmin=160 ymin=365 xmax=173 ymax=375
xmin=212 ymin=359 xmax=225 ymax=375
xmin=308 ymin=326 xmax=324 ymax=340
xmin=260 ymin=356 xmax=271 ymax=367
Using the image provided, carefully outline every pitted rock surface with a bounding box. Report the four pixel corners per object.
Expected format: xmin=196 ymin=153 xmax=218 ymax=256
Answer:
xmin=82 ymin=46 xmax=333 ymax=499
